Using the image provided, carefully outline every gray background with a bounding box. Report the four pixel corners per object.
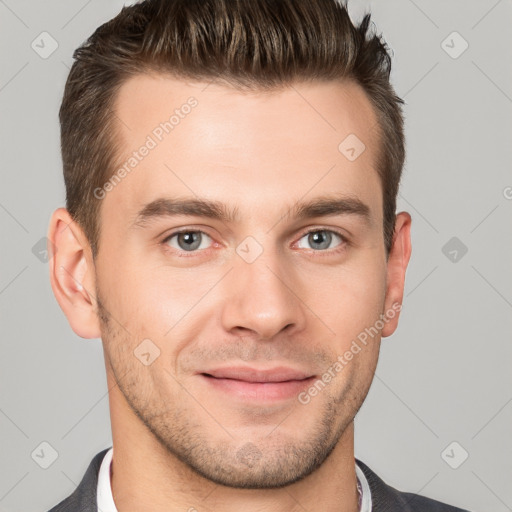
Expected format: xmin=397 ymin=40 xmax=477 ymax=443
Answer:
xmin=0 ymin=1 xmax=511 ymax=511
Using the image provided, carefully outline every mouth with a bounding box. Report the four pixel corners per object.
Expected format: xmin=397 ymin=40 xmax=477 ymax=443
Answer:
xmin=198 ymin=366 xmax=317 ymax=402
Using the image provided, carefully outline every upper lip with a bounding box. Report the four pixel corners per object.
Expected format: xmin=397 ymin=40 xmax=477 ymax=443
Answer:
xmin=200 ymin=366 xmax=314 ymax=383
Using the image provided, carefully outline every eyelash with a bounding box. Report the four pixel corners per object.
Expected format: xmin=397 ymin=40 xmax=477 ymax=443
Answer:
xmin=160 ymin=227 xmax=349 ymax=258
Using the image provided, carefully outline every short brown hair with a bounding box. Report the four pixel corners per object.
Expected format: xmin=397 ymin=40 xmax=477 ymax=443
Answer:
xmin=60 ymin=0 xmax=405 ymax=258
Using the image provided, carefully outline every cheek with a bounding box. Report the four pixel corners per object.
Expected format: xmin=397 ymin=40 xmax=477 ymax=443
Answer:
xmin=100 ymin=260 xmax=215 ymax=347
xmin=97 ymin=248 xmax=163 ymax=315
xmin=311 ymin=259 xmax=387 ymax=342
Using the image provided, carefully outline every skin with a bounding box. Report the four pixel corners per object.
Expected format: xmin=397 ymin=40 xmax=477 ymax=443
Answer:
xmin=48 ymin=74 xmax=412 ymax=512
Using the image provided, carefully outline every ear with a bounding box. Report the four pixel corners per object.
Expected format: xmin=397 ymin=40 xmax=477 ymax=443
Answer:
xmin=381 ymin=211 xmax=412 ymax=338
xmin=47 ymin=208 xmax=101 ymax=339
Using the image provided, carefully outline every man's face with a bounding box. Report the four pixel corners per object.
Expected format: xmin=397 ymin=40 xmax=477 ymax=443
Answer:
xmin=94 ymin=74 xmax=393 ymax=488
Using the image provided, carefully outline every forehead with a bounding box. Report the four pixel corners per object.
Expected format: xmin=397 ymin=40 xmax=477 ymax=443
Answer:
xmin=104 ymin=73 xmax=383 ymax=228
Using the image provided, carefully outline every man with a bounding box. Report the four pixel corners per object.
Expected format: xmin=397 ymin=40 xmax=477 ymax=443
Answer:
xmin=46 ymin=0 xmax=472 ymax=510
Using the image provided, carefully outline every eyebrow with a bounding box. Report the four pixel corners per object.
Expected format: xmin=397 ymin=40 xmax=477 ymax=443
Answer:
xmin=131 ymin=194 xmax=372 ymax=228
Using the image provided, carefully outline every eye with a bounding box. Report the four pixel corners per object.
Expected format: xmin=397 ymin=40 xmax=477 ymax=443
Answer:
xmin=163 ymin=230 xmax=213 ymax=252
xmin=296 ymin=229 xmax=346 ymax=252
xmin=161 ymin=227 xmax=347 ymax=257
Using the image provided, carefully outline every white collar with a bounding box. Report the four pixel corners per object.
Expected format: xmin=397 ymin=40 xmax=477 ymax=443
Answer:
xmin=356 ymin=459 xmax=373 ymax=512
xmin=97 ymin=447 xmax=371 ymax=512
xmin=97 ymin=447 xmax=117 ymax=512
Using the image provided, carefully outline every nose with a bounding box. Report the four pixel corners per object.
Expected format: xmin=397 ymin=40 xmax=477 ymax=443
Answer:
xmin=220 ymin=247 xmax=307 ymax=340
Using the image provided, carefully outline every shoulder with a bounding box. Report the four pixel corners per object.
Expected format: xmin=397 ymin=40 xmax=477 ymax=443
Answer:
xmin=47 ymin=448 xmax=110 ymax=512
xmin=355 ymin=458 xmax=473 ymax=512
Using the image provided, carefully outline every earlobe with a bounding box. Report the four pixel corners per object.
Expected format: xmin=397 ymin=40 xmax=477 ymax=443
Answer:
xmin=47 ymin=208 xmax=101 ymax=339
xmin=381 ymin=211 xmax=412 ymax=338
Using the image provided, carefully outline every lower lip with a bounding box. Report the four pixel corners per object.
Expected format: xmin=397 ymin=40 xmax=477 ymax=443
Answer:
xmin=200 ymin=374 xmax=316 ymax=401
